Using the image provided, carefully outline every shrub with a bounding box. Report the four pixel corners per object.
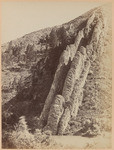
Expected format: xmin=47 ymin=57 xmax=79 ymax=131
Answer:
xmin=3 ymin=116 xmax=60 ymax=149
xmin=8 ymin=116 xmax=35 ymax=148
xmin=57 ymin=26 xmax=68 ymax=46
xmin=49 ymin=29 xmax=58 ymax=48
xmin=81 ymin=118 xmax=101 ymax=137
xmin=74 ymin=118 xmax=101 ymax=137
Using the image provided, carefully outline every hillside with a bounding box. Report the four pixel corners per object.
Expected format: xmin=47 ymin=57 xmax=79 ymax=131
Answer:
xmin=2 ymin=4 xmax=112 ymax=149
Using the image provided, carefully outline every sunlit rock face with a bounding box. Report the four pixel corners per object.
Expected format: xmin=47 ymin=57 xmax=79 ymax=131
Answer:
xmin=2 ymin=4 xmax=111 ymax=136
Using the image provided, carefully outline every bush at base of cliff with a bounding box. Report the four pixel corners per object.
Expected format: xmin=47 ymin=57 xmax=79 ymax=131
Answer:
xmin=73 ymin=118 xmax=101 ymax=137
xmin=2 ymin=116 xmax=60 ymax=149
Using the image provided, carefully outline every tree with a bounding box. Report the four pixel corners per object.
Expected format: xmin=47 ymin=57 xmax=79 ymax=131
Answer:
xmin=57 ymin=26 xmax=68 ymax=46
xmin=49 ymin=28 xmax=58 ymax=48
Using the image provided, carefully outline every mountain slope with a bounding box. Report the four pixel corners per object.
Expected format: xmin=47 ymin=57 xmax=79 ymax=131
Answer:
xmin=2 ymin=4 xmax=111 ymax=146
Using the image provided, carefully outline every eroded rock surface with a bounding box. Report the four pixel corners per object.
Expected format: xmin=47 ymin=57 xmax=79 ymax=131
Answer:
xmin=2 ymin=5 xmax=111 ymax=136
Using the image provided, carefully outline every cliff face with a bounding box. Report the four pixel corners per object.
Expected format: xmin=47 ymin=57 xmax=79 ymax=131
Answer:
xmin=2 ymin=5 xmax=111 ymax=136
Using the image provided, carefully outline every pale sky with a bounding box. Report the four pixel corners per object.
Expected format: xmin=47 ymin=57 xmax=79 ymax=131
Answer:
xmin=1 ymin=1 xmax=105 ymax=44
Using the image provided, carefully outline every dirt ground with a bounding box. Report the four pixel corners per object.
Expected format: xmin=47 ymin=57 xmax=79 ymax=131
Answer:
xmin=52 ymin=132 xmax=111 ymax=149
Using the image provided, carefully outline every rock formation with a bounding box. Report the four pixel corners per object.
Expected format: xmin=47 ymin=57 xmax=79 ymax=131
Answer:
xmin=2 ymin=4 xmax=111 ymax=137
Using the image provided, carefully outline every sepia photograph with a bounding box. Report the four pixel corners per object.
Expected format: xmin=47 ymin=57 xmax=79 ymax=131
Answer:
xmin=0 ymin=0 xmax=113 ymax=149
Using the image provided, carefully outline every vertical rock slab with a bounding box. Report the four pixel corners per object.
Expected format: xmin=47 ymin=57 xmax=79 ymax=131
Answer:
xmin=71 ymin=60 xmax=91 ymax=117
xmin=90 ymin=20 xmax=103 ymax=51
xmin=84 ymin=13 xmax=95 ymax=37
xmin=62 ymin=47 xmax=86 ymax=102
xmin=58 ymin=107 xmax=71 ymax=135
xmin=43 ymin=95 xmax=65 ymax=135
xmin=74 ymin=29 xmax=84 ymax=48
xmin=72 ymin=91 xmax=83 ymax=117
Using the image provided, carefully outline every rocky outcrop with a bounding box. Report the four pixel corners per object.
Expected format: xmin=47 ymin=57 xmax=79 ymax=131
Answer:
xmin=62 ymin=47 xmax=86 ymax=102
xmin=57 ymin=59 xmax=90 ymax=135
xmin=84 ymin=13 xmax=95 ymax=37
xmin=39 ymin=6 xmax=110 ymax=135
xmin=39 ymin=49 xmax=70 ymax=127
xmin=58 ymin=107 xmax=71 ymax=135
xmin=42 ymin=46 xmax=88 ymax=134
xmin=39 ymin=30 xmax=84 ymax=127
xmin=71 ymin=59 xmax=90 ymax=117
xmin=43 ymin=95 xmax=65 ymax=135
xmin=2 ymin=5 xmax=111 ymax=138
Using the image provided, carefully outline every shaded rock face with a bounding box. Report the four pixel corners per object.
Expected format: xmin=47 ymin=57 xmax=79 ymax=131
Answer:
xmin=43 ymin=95 xmax=65 ymax=135
xmin=2 ymin=5 xmax=111 ymax=135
